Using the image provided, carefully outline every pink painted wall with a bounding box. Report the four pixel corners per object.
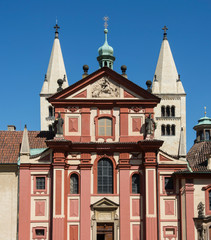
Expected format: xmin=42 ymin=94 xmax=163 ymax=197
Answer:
xmin=19 ymin=168 xmax=31 ymax=240
xmin=80 ymin=168 xmax=91 ymax=240
xmin=119 ymin=168 xmax=130 ymax=240
xmin=185 ymin=183 xmax=195 ymax=240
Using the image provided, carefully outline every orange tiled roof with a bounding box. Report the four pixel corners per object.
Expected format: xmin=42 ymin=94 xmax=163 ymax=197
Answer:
xmin=0 ymin=131 xmax=54 ymax=164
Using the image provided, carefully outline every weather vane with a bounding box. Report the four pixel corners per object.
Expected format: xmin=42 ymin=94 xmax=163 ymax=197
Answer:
xmin=104 ymin=16 xmax=109 ymax=29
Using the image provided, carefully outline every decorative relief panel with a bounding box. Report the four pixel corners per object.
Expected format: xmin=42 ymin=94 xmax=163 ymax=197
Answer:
xmin=69 ymin=118 xmax=78 ymax=132
xmin=35 ymin=200 xmax=45 ymax=216
xmin=133 ymin=224 xmax=140 ymax=240
xmin=91 ymin=77 xmax=120 ymax=98
xmin=132 ymin=199 xmax=140 ymax=217
xmin=69 ymin=225 xmax=78 ymax=240
xmin=69 ymin=199 xmax=79 ymax=217
xmin=132 ymin=118 xmax=141 ymax=132
xmin=165 ymin=200 xmax=175 ymax=215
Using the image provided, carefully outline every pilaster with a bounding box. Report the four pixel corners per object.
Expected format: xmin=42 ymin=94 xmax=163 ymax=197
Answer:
xmin=79 ymin=153 xmax=92 ymax=240
xmin=118 ymin=153 xmax=131 ymax=240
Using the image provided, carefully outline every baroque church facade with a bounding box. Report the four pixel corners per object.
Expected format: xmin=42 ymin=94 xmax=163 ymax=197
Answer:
xmin=0 ymin=23 xmax=211 ymax=240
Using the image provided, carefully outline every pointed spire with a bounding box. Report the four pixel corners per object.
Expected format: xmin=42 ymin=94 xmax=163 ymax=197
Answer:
xmin=20 ymin=125 xmax=30 ymax=155
xmin=41 ymin=24 xmax=69 ymax=94
xmin=152 ymin=26 xmax=185 ymax=94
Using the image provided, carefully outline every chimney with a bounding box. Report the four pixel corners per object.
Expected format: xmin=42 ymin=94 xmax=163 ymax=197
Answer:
xmin=7 ymin=125 xmax=16 ymax=131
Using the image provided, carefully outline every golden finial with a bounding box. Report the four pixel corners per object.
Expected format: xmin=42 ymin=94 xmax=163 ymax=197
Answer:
xmin=204 ymin=106 xmax=207 ymax=117
xmin=103 ymin=16 xmax=109 ymax=29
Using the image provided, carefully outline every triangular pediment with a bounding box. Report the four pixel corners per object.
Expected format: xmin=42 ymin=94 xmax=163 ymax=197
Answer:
xmin=158 ymin=151 xmax=187 ymax=165
xmin=91 ymin=198 xmax=119 ymax=211
xmin=48 ymin=67 xmax=160 ymax=102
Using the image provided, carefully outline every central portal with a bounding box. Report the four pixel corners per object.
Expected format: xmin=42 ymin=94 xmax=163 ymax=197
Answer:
xmin=97 ymin=223 xmax=114 ymax=240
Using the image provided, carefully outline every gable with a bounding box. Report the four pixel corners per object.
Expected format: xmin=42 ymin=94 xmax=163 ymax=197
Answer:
xmin=66 ymin=76 xmax=142 ymax=100
xmin=48 ymin=67 xmax=160 ymax=102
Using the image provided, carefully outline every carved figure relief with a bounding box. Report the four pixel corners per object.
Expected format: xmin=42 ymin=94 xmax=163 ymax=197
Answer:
xmin=92 ymin=77 xmax=120 ymax=98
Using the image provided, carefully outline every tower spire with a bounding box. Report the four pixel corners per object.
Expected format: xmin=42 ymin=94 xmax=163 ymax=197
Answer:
xmin=97 ymin=16 xmax=115 ymax=69
xmin=40 ymin=24 xmax=69 ymax=131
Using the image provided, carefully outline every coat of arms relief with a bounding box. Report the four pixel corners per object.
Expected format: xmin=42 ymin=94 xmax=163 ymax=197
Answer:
xmin=91 ymin=77 xmax=120 ymax=98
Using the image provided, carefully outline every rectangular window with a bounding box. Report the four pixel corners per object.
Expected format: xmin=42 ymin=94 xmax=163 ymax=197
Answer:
xmin=98 ymin=118 xmax=112 ymax=136
xmin=33 ymin=227 xmax=47 ymax=239
xmin=164 ymin=177 xmax=174 ymax=192
xmin=36 ymin=177 xmax=45 ymax=190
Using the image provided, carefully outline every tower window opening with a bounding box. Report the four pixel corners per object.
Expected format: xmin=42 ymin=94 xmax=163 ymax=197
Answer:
xmin=161 ymin=125 xmax=166 ymax=136
xmin=49 ymin=106 xmax=54 ymax=117
xmin=171 ymin=125 xmax=176 ymax=136
xmin=166 ymin=125 xmax=170 ymax=135
xmin=161 ymin=106 xmax=165 ymax=117
xmin=205 ymin=130 xmax=210 ymax=140
xmin=171 ymin=106 xmax=175 ymax=117
xmin=166 ymin=106 xmax=170 ymax=117
xmin=104 ymin=61 xmax=107 ymax=67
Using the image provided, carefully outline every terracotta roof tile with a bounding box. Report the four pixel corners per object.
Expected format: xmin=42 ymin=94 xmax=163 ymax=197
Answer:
xmin=187 ymin=141 xmax=211 ymax=169
xmin=0 ymin=131 xmax=54 ymax=164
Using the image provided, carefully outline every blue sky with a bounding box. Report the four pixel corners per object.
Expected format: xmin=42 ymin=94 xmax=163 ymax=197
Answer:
xmin=0 ymin=0 xmax=210 ymax=151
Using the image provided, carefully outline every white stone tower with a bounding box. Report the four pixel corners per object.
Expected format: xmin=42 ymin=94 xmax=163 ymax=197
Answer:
xmin=152 ymin=26 xmax=186 ymax=157
xmin=40 ymin=24 xmax=69 ymax=131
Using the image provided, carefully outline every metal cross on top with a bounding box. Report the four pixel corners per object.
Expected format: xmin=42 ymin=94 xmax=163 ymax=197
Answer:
xmin=104 ymin=16 xmax=109 ymax=29
xmin=162 ymin=25 xmax=168 ymax=40
xmin=54 ymin=23 xmax=60 ymax=38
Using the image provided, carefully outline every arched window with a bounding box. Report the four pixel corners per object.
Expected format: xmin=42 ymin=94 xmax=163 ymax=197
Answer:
xmin=166 ymin=106 xmax=170 ymax=117
xmin=161 ymin=106 xmax=165 ymax=117
xmin=205 ymin=130 xmax=210 ymax=141
xmin=98 ymin=158 xmax=113 ymax=194
xmin=209 ymin=190 xmax=211 ymax=210
xmin=70 ymin=174 xmax=79 ymax=194
xmin=171 ymin=125 xmax=175 ymax=136
xmin=166 ymin=125 xmax=170 ymax=135
xmin=161 ymin=125 xmax=166 ymax=136
xmin=98 ymin=117 xmax=112 ymax=136
xmin=49 ymin=106 xmax=53 ymax=117
xmin=171 ymin=106 xmax=175 ymax=117
xmin=132 ymin=174 xmax=140 ymax=194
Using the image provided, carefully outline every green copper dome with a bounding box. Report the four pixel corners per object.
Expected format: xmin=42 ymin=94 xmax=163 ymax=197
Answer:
xmin=195 ymin=116 xmax=211 ymax=127
xmin=98 ymin=29 xmax=114 ymax=56
xmin=97 ymin=28 xmax=115 ymax=69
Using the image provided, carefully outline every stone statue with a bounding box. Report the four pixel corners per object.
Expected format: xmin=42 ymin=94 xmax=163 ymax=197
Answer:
xmin=145 ymin=113 xmax=156 ymax=135
xmin=55 ymin=112 xmax=64 ymax=135
xmin=197 ymin=202 xmax=205 ymax=218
